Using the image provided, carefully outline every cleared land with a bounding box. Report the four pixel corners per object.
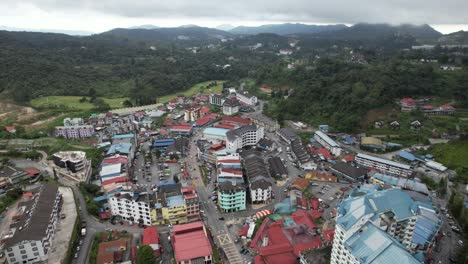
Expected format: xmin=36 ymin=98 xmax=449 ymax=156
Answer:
xmin=157 ymin=80 xmax=225 ymax=104
xmin=30 ymin=96 xmax=129 ymax=110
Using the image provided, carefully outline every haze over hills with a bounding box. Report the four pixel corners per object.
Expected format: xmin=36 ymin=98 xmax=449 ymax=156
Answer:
xmin=128 ymin=24 xmax=160 ymax=29
xmin=229 ymin=23 xmax=348 ymax=35
xmin=215 ymin=24 xmax=235 ymax=31
xmin=438 ymin=30 xmax=468 ymax=45
xmin=0 ymin=25 xmax=93 ymax=36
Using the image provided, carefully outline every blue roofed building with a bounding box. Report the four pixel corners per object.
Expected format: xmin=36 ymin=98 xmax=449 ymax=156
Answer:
xmin=331 ymin=188 xmax=441 ymax=264
xmin=106 ymin=142 xmax=134 ymax=161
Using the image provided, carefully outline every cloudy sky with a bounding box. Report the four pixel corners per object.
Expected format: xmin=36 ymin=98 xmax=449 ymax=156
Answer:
xmin=1 ymin=0 xmax=468 ymax=34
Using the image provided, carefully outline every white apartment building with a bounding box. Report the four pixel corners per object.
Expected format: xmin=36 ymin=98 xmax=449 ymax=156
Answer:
xmin=331 ymin=188 xmax=440 ymax=264
xmin=209 ymin=94 xmax=225 ymax=107
xmin=355 ymin=153 xmax=412 ymax=177
xmin=109 ymin=192 xmax=152 ymax=226
xmin=314 ymin=130 xmax=342 ymax=156
xmin=4 ymin=184 xmax=61 ymax=264
xmin=226 ymin=125 xmax=264 ymax=152
xmin=250 ymin=179 xmax=272 ymax=203
xmin=222 ymin=98 xmax=239 ymax=116
xmin=235 ymin=90 xmax=258 ymax=106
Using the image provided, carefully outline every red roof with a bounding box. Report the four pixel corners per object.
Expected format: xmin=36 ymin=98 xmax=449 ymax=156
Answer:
xmin=181 ymin=186 xmax=196 ymax=193
xmin=172 ymin=222 xmax=212 ymax=262
xmin=220 ymin=168 xmax=243 ymax=175
xmin=421 ymin=105 xmax=434 ymax=110
xmin=99 ymin=211 xmax=112 ymax=220
xmin=441 ymin=104 xmax=456 ymax=110
xmin=310 ymin=197 xmax=320 ymax=210
xmin=24 ymin=168 xmax=40 ymax=177
xmin=322 ymin=229 xmax=335 ymax=243
xmin=102 ymin=176 xmax=129 ymax=186
xmin=22 ymin=192 xmax=33 ymax=198
xmin=221 ymin=116 xmax=251 ymax=125
xmin=103 ymin=156 xmax=128 ymax=164
xmin=214 ymin=123 xmax=235 ymax=130
xmin=400 ymin=98 xmax=416 ymax=106
xmin=291 ymin=178 xmax=310 ymax=191
xmin=216 ymin=159 xmax=241 ymax=164
xmin=316 ymin=148 xmax=334 ymax=160
xmin=4 ymin=126 xmax=16 ymax=133
xmin=309 ymin=210 xmax=322 ymax=219
xmin=170 ymin=125 xmax=192 ymax=131
xmin=143 ymin=226 xmax=159 ymax=245
xmin=195 ymin=115 xmax=215 ymax=126
xmin=200 ymin=107 xmax=211 ymax=115
xmin=237 ymin=224 xmax=249 ymax=237
xmin=341 ymin=154 xmax=355 ymax=163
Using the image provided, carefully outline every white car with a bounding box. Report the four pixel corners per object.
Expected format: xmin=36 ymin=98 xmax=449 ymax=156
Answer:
xmin=459 ymin=240 xmax=464 ymax=246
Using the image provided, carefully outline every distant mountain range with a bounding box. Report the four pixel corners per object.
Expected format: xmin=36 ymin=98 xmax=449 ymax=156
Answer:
xmin=100 ymin=26 xmax=232 ymax=43
xmin=229 ymin=23 xmax=347 ymax=35
xmin=128 ymin=24 xmax=159 ymax=29
xmin=312 ymin=23 xmax=442 ymax=41
xmin=0 ymin=25 xmax=93 ymax=36
xmin=438 ymin=30 xmax=468 ymax=45
xmin=215 ymin=24 xmax=235 ymax=31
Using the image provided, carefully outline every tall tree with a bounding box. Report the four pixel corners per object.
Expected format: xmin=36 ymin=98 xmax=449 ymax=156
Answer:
xmin=136 ymin=245 xmax=157 ymax=264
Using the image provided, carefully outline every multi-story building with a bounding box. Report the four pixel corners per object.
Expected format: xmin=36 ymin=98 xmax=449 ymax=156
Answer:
xmin=181 ymin=187 xmax=200 ymax=222
xmin=314 ymin=131 xmax=342 ymax=156
xmin=63 ymin=117 xmax=84 ymax=126
xmin=235 ymin=90 xmax=258 ymax=106
xmin=161 ymin=195 xmax=188 ymax=225
xmin=400 ymin=98 xmax=417 ymax=112
xmin=218 ymin=181 xmax=246 ymax=212
xmin=54 ymin=125 xmax=94 ymax=139
xmin=108 ymin=192 xmax=153 ymax=226
xmin=222 ymin=98 xmax=240 ymax=116
xmin=202 ymin=127 xmax=229 ymax=142
xmin=277 ymin=128 xmax=299 ymax=144
xmin=0 ymin=166 xmax=29 ymax=187
xmin=52 ymin=151 xmax=88 ymax=173
xmin=209 ymin=94 xmax=225 ymax=107
xmin=331 ymin=188 xmax=440 ymax=264
xmin=251 ymin=114 xmax=279 ymax=132
xmin=241 ymin=150 xmax=272 ymax=204
xmin=355 ymin=153 xmax=412 ymax=177
xmin=4 ymin=184 xmax=61 ymax=264
xmin=226 ymin=125 xmax=264 ymax=152
xmin=169 ymin=125 xmax=193 ymax=136
xmin=184 ymin=106 xmax=201 ymax=122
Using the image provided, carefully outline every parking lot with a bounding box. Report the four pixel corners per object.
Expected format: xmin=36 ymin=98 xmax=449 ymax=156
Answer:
xmin=307 ymin=182 xmax=354 ymax=220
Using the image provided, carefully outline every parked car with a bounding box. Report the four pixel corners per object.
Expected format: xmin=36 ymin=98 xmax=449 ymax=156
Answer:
xmin=218 ymin=217 xmax=225 ymax=220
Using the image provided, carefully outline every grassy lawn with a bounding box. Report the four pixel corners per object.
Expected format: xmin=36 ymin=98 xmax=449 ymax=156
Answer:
xmin=157 ymin=80 xmax=225 ymax=104
xmin=427 ymin=140 xmax=468 ymax=170
xmin=31 ymin=96 xmax=129 ymax=110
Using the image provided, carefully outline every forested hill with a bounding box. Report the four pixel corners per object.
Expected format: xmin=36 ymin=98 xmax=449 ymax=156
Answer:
xmin=259 ymin=59 xmax=468 ymax=132
xmin=312 ymin=23 xmax=442 ymax=41
xmin=0 ymin=30 xmax=276 ymax=105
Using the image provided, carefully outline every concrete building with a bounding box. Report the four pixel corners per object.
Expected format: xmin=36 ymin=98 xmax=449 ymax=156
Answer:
xmin=52 ymin=151 xmax=88 ymax=173
xmin=218 ymin=181 xmax=246 ymax=212
xmin=222 ymin=98 xmax=240 ymax=116
xmin=330 ymin=162 xmax=368 ymax=183
xmin=226 ymin=125 xmax=264 ymax=152
xmin=161 ymin=195 xmax=188 ymax=225
xmin=209 ymin=94 xmax=225 ymax=107
xmin=331 ymin=188 xmax=441 ymax=264
xmin=277 ymin=128 xmax=299 ymax=144
xmin=4 ymin=184 xmax=61 ymax=264
xmin=355 ymin=153 xmax=412 ymax=177
xmin=241 ymin=150 xmax=272 ymax=204
xmin=170 ymin=222 xmax=213 ymax=264
xmin=54 ymin=125 xmax=94 ymax=139
xmin=181 ymin=187 xmax=200 ymax=222
xmin=108 ymin=192 xmax=153 ymax=226
xmin=314 ymin=131 xmax=342 ymax=156
xmin=235 ymin=90 xmax=258 ymax=106
xmin=184 ymin=107 xmax=201 ymax=122
xmin=169 ymin=125 xmax=193 ymax=136
xmin=252 ymin=114 xmax=280 ymax=133
xmin=0 ymin=166 xmax=29 ymax=187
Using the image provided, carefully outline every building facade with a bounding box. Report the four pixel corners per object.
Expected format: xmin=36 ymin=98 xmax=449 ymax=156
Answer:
xmin=314 ymin=131 xmax=342 ymax=156
xmin=108 ymin=192 xmax=152 ymax=226
xmin=218 ymin=181 xmax=246 ymax=212
xmin=181 ymin=187 xmax=200 ymax=222
xmin=222 ymin=98 xmax=240 ymax=116
xmin=4 ymin=184 xmax=61 ymax=264
xmin=355 ymin=153 xmax=412 ymax=177
xmin=54 ymin=125 xmax=94 ymax=139
xmin=209 ymin=94 xmax=225 ymax=107
xmin=235 ymin=91 xmax=258 ymax=106
xmin=226 ymin=125 xmax=264 ymax=151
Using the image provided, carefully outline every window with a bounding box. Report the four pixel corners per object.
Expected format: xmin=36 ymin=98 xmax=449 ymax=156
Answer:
xmin=22 ymin=255 xmax=27 ymax=259
xmin=32 ymin=247 xmax=38 ymax=252
xmin=20 ymin=250 xmax=26 ymax=254
xmin=31 ymin=242 xmax=36 ymax=246
xmin=34 ymin=252 xmax=39 ymax=256
xmin=8 ymin=253 xmax=14 ymax=257
xmin=7 ymin=248 xmax=12 ymax=252
xmin=19 ymin=245 xmax=24 ymax=249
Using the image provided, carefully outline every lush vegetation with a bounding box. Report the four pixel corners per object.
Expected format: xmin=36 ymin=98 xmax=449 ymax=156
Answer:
xmin=260 ymin=58 xmax=468 ymax=132
xmin=136 ymin=245 xmax=157 ymax=264
xmin=79 ymin=183 xmax=102 ymax=217
xmin=31 ymin=96 xmax=128 ymax=110
xmin=425 ymin=140 xmax=468 ymax=181
xmin=0 ymin=188 xmax=23 ymax=213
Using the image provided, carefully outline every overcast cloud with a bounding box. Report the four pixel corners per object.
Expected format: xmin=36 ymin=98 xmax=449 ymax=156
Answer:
xmin=1 ymin=0 xmax=468 ymax=33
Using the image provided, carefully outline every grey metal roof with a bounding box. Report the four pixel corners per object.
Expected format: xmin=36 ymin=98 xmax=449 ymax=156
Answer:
xmin=226 ymin=125 xmax=258 ymax=142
